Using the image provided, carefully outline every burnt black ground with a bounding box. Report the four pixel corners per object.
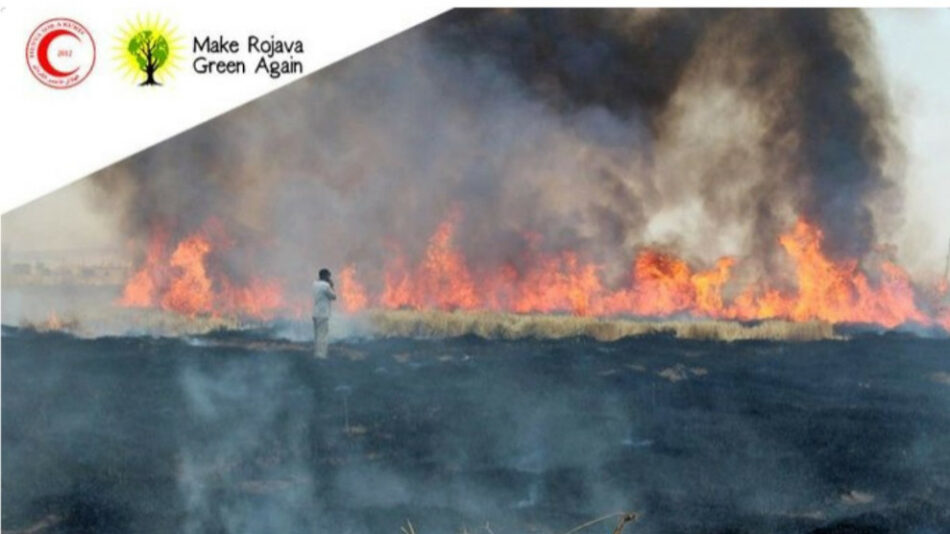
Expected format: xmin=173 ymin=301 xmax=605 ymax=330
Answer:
xmin=2 ymin=326 xmax=949 ymax=533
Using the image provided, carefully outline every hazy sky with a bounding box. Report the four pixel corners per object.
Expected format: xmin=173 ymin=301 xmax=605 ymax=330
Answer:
xmin=868 ymin=9 xmax=950 ymax=276
xmin=2 ymin=9 xmax=948 ymax=276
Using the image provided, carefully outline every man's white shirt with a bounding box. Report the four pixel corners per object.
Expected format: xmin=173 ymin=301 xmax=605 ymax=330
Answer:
xmin=312 ymin=280 xmax=336 ymax=319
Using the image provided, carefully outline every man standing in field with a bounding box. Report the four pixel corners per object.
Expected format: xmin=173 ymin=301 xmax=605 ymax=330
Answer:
xmin=313 ymin=268 xmax=336 ymax=359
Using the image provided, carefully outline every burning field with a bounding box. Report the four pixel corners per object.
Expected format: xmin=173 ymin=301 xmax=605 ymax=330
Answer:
xmin=111 ymin=213 xmax=949 ymax=335
xmin=56 ymin=8 xmax=944 ymax=337
xmin=3 ymin=7 xmax=950 ymax=534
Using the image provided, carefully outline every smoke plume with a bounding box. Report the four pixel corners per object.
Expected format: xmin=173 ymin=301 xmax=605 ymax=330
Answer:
xmin=89 ymin=8 xmax=903 ymax=298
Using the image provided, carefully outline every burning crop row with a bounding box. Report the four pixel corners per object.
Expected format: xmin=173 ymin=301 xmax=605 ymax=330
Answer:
xmin=340 ymin=215 xmax=947 ymax=329
xmin=118 ymin=213 xmax=950 ymax=332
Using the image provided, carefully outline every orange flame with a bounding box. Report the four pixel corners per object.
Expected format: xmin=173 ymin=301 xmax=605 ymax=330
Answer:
xmin=160 ymin=234 xmax=214 ymax=316
xmin=120 ymin=213 xmax=948 ymax=331
xmin=375 ymin=214 xmax=479 ymax=311
xmin=119 ymin=227 xmax=284 ymax=319
xmin=219 ymin=277 xmax=284 ymax=319
xmin=510 ymin=252 xmax=604 ymax=316
xmin=418 ymin=214 xmax=479 ymax=310
xmin=341 ymin=214 xmax=943 ymax=330
xmin=119 ymin=227 xmax=167 ymax=307
xmin=339 ymin=265 xmax=368 ymax=313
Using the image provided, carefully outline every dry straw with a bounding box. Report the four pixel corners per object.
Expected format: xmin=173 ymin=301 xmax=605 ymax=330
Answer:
xmin=364 ymin=309 xmax=837 ymax=342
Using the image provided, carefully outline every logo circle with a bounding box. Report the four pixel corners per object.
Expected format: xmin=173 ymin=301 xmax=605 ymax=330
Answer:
xmin=25 ymin=18 xmax=96 ymax=89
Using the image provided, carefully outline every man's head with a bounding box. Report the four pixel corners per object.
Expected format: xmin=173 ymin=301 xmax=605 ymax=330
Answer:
xmin=318 ymin=268 xmax=332 ymax=281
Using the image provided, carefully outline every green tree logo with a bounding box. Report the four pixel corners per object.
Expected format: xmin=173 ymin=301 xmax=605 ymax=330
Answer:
xmin=114 ymin=15 xmax=181 ymax=86
xmin=129 ymin=30 xmax=168 ymax=85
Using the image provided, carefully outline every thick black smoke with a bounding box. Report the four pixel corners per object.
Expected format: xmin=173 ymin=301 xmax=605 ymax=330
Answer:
xmin=429 ymin=9 xmax=900 ymax=261
xmin=90 ymin=8 xmax=902 ymax=292
xmin=429 ymin=9 xmax=716 ymax=123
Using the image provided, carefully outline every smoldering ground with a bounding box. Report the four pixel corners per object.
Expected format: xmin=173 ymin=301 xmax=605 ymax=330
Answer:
xmin=3 ymin=327 xmax=950 ymax=533
xmin=86 ymin=8 xmax=906 ymax=296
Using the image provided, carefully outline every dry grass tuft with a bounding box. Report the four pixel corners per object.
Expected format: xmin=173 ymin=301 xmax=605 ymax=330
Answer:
xmin=363 ymin=309 xmax=838 ymax=342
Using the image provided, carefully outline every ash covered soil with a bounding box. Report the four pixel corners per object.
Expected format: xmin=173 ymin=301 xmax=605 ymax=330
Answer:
xmin=2 ymin=327 xmax=950 ymax=534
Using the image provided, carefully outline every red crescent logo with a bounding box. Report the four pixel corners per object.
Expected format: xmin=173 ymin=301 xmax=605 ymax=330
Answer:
xmin=37 ymin=28 xmax=79 ymax=77
xmin=25 ymin=18 xmax=96 ymax=89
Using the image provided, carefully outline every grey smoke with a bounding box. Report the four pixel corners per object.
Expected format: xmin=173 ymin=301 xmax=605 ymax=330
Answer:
xmin=89 ymin=8 xmax=903 ymax=296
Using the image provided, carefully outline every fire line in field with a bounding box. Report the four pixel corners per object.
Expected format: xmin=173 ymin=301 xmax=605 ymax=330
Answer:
xmin=118 ymin=213 xmax=950 ymax=331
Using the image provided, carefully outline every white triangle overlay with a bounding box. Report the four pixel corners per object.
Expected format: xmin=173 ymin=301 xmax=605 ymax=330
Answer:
xmin=0 ymin=0 xmax=445 ymax=213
